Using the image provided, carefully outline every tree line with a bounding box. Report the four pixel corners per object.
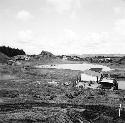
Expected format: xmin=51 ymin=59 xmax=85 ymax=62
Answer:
xmin=0 ymin=46 xmax=25 ymax=57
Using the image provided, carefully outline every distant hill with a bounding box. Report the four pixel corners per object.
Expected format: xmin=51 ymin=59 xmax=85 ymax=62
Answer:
xmin=70 ymin=54 xmax=125 ymax=58
xmin=28 ymin=51 xmax=62 ymax=65
xmin=40 ymin=50 xmax=56 ymax=58
xmin=117 ymin=56 xmax=125 ymax=64
xmin=0 ymin=52 xmax=10 ymax=63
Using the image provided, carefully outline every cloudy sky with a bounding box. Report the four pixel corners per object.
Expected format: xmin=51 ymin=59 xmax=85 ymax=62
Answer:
xmin=0 ymin=0 xmax=125 ymax=55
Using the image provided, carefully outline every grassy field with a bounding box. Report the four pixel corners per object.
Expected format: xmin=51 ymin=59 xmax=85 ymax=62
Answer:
xmin=0 ymin=60 xmax=125 ymax=122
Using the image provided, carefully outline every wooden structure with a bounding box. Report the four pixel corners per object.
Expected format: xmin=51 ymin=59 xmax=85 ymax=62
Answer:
xmin=99 ymin=78 xmax=118 ymax=90
xmin=81 ymin=73 xmax=98 ymax=82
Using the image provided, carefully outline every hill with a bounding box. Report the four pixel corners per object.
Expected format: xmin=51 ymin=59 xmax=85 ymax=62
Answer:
xmin=40 ymin=50 xmax=56 ymax=58
xmin=117 ymin=56 xmax=125 ymax=64
xmin=74 ymin=54 xmax=125 ymax=58
xmin=0 ymin=52 xmax=10 ymax=63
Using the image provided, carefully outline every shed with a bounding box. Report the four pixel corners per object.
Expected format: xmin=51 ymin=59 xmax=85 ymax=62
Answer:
xmin=84 ymin=70 xmax=101 ymax=76
xmin=77 ymin=73 xmax=100 ymax=89
xmin=89 ymin=68 xmax=102 ymax=72
xmin=99 ymin=78 xmax=118 ymax=90
xmin=81 ymin=73 xmax=98 ymax=82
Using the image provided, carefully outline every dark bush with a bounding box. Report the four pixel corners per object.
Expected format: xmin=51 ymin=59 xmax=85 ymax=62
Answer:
xmin=0 ymin=46 xmax=25 ymax=57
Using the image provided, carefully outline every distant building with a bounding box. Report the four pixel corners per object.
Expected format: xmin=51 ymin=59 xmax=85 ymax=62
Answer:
xmin=99 ymin=57 xmax=112 ymax=63
xmin=62 ymin=55 xmax=68 ymax=60
xmin=7 ymin=59 xmax=15 ymax=65
xmin=14 ymin=55 xmax=30 ymax=61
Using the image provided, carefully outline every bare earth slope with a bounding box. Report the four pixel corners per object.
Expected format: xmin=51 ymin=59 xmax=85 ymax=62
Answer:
xmin=0 ymin=52 xmax=10 ymax=63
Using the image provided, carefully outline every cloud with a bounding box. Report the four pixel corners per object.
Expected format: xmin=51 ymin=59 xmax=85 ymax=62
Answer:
xmin=80 ymin=32 xmax=124 ymax=54
xmin=81 ymin=19 xmax=125 ymax=54
xmin=46 ymin=0 xmax=81 ymax=14
xmin=47 ymin=0 xmax=72 ymax=13
xmin=64 ymin=28 xmax=79 ymax=40
xmin=16 ymin=10 xmax=33 ymax=21
xmin=0 ymin=40 xmax=3 ymax=46
xmin=0 ymin=33 xmax=3 ymax=45
xmin=18 ymin=30 xmax=33 ymax=41
xmin=113 ymin=6 xmax=125 ymax=15
xmin=114 ymin=18 xmax=125 ymax=35
xmin=56 ymin=29 xmax=110 ymax=54
xmin=83 ymin=32 xmax=109 ymax=46
xmin=16 ymin=30 xmax=41 ymax=54
xmin=113 ymin=7 xmax=122 ymax=14
xmin=16 ymin=28 xmax=125 ymax=55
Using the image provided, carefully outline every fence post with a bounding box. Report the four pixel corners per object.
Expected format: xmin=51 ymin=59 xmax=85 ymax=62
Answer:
xmin=119 ymin=104 xmax=121 ymax=117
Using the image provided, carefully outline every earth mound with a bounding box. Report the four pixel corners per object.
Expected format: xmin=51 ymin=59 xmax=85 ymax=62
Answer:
xmin=40 ymin=50 xmax=56 ymax=58
xmin=0 ymin=52 xmax=10 ymax=63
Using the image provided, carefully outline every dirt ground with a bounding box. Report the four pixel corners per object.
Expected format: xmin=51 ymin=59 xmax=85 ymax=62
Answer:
xmin=0 ymin=61 xmax=125 ymax=123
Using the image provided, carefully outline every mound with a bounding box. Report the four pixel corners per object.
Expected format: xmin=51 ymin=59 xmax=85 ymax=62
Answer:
xmin=0 ymin=52 xmax=10 ymax=63
xmin=117 ymin=56 xmax=125 ymax=64
xmin=40 ymin=50 xmax=56 ymax=58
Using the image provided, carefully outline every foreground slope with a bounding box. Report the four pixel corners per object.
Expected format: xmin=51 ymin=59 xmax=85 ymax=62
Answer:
xmin=0 ymin=52 xmax=10 ymax=63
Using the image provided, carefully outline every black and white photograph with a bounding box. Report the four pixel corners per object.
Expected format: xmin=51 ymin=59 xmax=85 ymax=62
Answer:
xmin=0 ymin=0 xmax=125 ymax=122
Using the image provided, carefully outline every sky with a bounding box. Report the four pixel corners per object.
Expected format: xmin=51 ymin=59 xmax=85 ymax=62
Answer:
xmin=0 ymin=0 xmax=125 ymax=55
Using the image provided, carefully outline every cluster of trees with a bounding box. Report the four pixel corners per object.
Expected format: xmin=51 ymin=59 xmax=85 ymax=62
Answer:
xmin=0 ymin=46 xmax=25 ymax=57
xmin=83 ymin=57 xmax=112 ymax=63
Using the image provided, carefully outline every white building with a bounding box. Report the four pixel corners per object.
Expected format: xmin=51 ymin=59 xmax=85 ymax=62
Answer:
xmin=76 ymin=73 xmax=100 ymax=89
xmin=81 ymin=73 xmax=98 ymax=82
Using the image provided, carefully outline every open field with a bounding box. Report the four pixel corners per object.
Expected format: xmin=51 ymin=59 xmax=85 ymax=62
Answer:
xmin=0 ymin=59 xmax=125 ymax=122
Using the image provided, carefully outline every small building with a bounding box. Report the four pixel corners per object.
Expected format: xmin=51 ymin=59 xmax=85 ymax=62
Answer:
xmin=14 ymin=55 xmax=30 ymax=61
xmin=83 ymin=69 xmax=102 ymax=82
xmin=76 ymin=73 xmax=100 ymax=89
xmin=99 ymin=78 xmax=118 ymax=90
xmin=76 ymin=72 xmax=118 ymax=90
xmin=62 ymin=55 xmax=68 ymax=60
xmin=7 ymin=59 xmax=15 ymax=65
xmin=89 ymin=68 xmax=102 ymax=72
xmin=81 ymin=73 xmax=98 ymax=82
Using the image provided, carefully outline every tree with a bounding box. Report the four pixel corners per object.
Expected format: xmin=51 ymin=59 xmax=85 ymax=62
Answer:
xmin=0 ymin=46 xmax=26 ymax=57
